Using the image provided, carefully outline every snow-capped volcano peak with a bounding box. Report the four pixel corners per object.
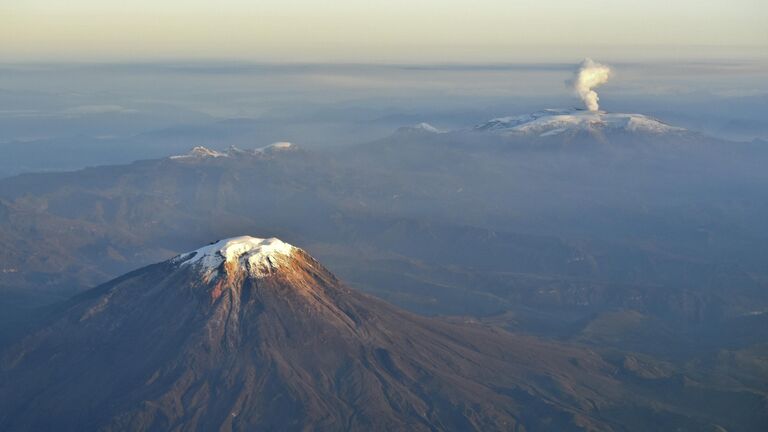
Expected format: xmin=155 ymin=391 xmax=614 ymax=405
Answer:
xmin=177 ymin=236 xmax=296 ymax=278
xmin=474 ymin=109 xmax=685 ymax=137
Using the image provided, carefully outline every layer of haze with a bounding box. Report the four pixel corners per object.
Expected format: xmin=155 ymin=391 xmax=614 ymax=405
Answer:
xmin=1 ymin=59 xmax=767 ymax=177
xmin=1 ymin=1 xmax=767 ymax=177
xmin=2 ymin=0 xmax=767 ymax=62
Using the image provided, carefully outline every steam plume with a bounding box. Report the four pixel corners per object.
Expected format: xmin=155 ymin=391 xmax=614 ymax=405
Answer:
xmin=572 ymin=58 xmax=612 ymax=111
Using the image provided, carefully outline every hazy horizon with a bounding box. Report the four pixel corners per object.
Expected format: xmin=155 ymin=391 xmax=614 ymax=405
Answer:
xmin=3 ymin=0 xmax=766 ymax=62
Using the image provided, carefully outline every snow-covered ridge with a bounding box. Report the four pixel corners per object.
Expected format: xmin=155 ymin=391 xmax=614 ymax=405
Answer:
xmin=170 ymin=146 xmax=227 ymax=159
xmin=474 ymin=109 xmax=685 ymax=137
xmin=176 ymin=236 xmax=296 ymax=278
xmin=170 ymin=142 xmax=298 ymax=160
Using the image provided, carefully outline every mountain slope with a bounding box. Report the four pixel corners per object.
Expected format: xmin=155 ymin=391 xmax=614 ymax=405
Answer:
xmin=0 ymin=236 xmax=691 ymax=432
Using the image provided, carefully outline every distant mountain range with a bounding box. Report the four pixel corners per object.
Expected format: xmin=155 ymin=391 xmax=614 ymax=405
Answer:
xmin=0 ymin=108 xmax=747 ymax=178
xmin=396 ymin=108 xmax=687 ymax=138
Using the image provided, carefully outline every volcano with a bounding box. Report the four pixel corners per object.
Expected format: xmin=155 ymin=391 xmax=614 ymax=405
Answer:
xmin=1 ymin=236 xmax=713 ymax=431
xmin=473 ymin=109 xmax=686 ymax=137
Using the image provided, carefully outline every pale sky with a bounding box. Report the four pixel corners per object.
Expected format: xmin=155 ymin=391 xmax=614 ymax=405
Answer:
xmin=1 ymin=0 xmax=766 ymax=62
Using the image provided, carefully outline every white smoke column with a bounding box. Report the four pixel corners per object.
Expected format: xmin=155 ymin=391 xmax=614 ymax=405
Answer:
xmin=573 ymin=58 xmax=612 ymax=111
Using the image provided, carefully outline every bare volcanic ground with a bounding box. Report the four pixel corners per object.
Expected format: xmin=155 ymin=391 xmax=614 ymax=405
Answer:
xmin=0 ymin=237 xmax=747 ymax=431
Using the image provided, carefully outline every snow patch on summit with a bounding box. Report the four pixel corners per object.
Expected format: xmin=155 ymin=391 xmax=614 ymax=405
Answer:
xmin=177 ymin=236 xmax=295 ymax=278
xmin=396 ymin=122 xmax=443 ymax=134
xmin=411 ymin=123 xmax=442 ymax=133
xmin=256 ymin=142 xmax=297 ymax=153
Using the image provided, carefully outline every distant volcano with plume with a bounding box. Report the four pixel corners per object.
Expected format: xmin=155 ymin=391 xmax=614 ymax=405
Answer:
xmin=473 ymin=108 xmax=685 ymax=137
